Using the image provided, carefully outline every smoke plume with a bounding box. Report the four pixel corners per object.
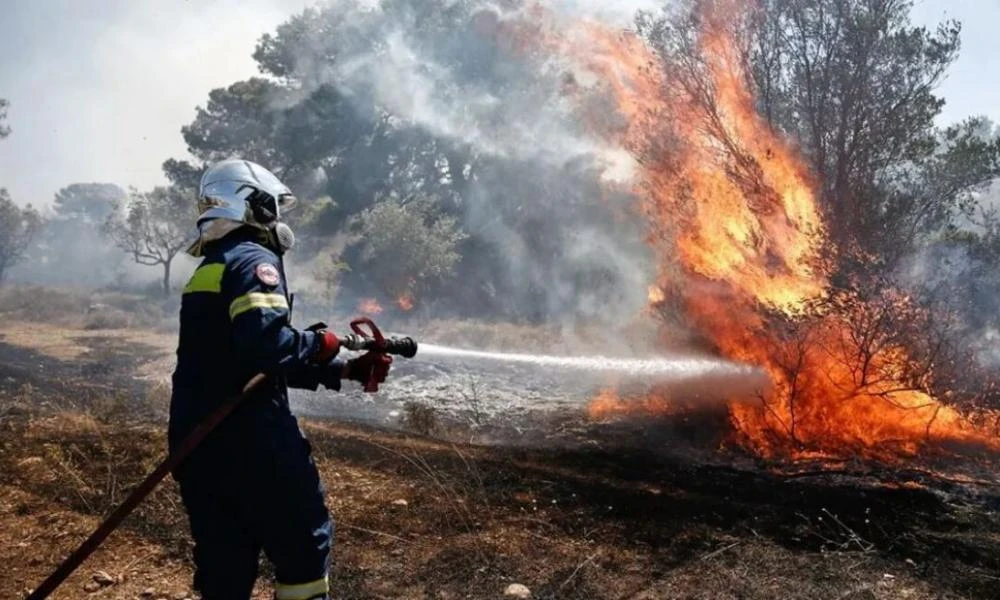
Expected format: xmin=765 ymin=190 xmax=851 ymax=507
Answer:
xmin=269 ymin=0 xmax=663 ymax=326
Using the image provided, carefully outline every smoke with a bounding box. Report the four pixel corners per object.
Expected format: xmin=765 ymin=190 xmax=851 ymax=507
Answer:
xmin=330 ymin=20 xmax=634 ymax=178
xmin=549 ymin=0 xmax=665 ymax=24
xmin=276 ymin=0 xmax=659 ymax=325
xmin=898 ymin=184 xmax=1000 ymax=369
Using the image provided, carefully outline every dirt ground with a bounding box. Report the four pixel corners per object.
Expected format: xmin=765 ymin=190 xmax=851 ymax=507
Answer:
xmin=1 ymin=321 xmax=1000 ymax=599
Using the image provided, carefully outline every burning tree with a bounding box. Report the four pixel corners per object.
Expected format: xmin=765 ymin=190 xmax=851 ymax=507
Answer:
xmin=741 ymin=0 xmax=1000 ymax=262
xmin=548 ymin=0 xmax=1000 ymax=458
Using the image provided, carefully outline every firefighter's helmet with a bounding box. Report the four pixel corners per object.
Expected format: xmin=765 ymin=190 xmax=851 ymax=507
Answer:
xmin=189 ymin=159 xmax=298 ymax=256
xmin=197 ymin=158 xmax=297 ymax=226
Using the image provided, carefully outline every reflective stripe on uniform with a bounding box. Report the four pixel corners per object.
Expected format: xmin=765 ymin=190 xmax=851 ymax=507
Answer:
xmin=228 ymin=292 xmax=289 ymax=319
xmin=275 ymin=576 xmax=329 ymax=600
xmin=183 ymin=263 xmax=225 ymax=294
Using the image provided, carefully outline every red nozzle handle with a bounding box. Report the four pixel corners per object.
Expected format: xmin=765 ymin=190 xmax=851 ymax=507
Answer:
xmin=350 ymin=317 xmax=387 ymax=392
xmin=350 ymin=317 xmax=385 ymax=348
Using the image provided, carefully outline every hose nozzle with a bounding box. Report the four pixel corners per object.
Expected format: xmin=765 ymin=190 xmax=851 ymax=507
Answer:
xmin=340 ymin=316 xmax=418 ymax=359
xmin=340 ymin=333 xmax=418 ymax=358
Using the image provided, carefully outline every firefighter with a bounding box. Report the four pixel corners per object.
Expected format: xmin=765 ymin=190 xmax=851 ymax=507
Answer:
xmin=169 ymin=159 xmax=389 ymax=600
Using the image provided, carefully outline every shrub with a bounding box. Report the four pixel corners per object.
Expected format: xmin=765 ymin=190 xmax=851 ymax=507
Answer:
xmin=355 ymin=197 xmax=466 ymax=302
xmin=402 ymin=401 xmax=438 ymax=436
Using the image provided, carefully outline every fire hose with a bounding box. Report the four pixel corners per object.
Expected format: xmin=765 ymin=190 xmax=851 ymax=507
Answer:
xmin=25 ymin=317 xmax=417 ymax=600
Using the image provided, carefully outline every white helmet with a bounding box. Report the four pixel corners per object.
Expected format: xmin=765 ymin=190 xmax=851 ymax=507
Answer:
xmin=198 ymin=158 xmax=297 ymax=225
xmin=190 ymin=159 xmax=297 ymax=255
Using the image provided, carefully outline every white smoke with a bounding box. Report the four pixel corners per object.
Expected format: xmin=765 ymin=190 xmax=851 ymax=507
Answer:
xmin=330 ymin=17 xmax=637 ymax=180
xmin=281 ymin=0 xmax=658 ymax=323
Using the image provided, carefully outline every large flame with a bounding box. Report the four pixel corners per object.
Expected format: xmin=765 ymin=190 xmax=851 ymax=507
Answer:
xmin=522 ymin=1 xmax=999 ymax=458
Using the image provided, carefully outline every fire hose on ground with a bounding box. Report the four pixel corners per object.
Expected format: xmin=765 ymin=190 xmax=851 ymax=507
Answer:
xmin=25 ymin=317 xmax=417 ymax=600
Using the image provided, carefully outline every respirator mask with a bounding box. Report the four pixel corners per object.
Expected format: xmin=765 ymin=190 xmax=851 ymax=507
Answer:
xmin=244 ymin=187 xmax=297 ymax=255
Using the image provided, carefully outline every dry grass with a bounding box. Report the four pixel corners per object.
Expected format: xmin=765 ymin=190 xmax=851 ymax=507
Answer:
xmin=2 ymin=404 xmax=996 ymax=599
xmin=0 ymin=285 xmax=175 ymax=331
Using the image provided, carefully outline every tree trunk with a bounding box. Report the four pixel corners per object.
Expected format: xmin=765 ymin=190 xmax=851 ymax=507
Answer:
xmin=162 ymin=259 xmax=172 ymax=296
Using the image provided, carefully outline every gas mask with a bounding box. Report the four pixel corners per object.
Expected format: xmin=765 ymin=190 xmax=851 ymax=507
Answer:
xmin=246 ymin=188 xmax=296 ymax=255
xmin=268 ymin=222 xmax=296 ymax=254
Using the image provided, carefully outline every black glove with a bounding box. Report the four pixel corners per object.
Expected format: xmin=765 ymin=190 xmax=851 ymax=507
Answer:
xmin=315 ymin=358 xmax=345 ymax=391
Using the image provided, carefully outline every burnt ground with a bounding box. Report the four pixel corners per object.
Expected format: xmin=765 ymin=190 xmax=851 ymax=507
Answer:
xmin=1 ymin=329 xmax=1000 ymax=599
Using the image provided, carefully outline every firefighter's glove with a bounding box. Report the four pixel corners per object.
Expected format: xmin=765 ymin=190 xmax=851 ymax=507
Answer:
xmin=308 ymin=322 xmax=341 ymax=363
xmin=345 ymin=351 xmax=393 ymax=387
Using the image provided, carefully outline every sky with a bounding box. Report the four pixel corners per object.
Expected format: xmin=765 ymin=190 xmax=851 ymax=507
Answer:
xmin=0 ymin=0 xmax=997 ymax=209
xmin=0 ymin=0 xmax=311 ymax=207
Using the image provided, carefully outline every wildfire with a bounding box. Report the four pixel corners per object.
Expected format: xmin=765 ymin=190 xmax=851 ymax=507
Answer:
xmin=397 ymin=292 xmax=415 ymax=311
xmin=357 ymin=298 xmax=384 ymax=315
xmin=522 ymin=0 xmax=1000 ymax=458
xmin=588 ymin=388 xmax=672 ymax=420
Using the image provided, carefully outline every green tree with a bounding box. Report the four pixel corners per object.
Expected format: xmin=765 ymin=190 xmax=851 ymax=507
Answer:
xmin=52 ymin=183 xmax=123 ymax=224
xmin=170 ymin=1 xmax=669 ymax=320
xmin=182 ymin=78 xmax=290 ymax=170
xmin=355 ymin=197 xmax=466 ymax=304
xmin=0 ymin=189 xmax=42 ymax=284
xmin=105 ymin=186 xmax=193 ymax=295
xmin=162 ymin=158 xmax=203 ymax=192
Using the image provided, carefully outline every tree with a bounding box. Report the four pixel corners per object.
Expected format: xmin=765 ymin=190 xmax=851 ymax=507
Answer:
xmin=181 ymin=78 xmax=290 ymax=169
xmin=877 ymin=118 xmax=1000 ymax=257
xmin=105 ymin=186 xmax=193 ymax=295
xmin=641 ymin=0 xmax=1000 ymax=267
xmin=27 ymin=183 xmax=129 ymax=286
xmin=747 ymin=0 xmax=1000 ymax=261
xmin=0 ymin=189 xmax=42 ymax=284
xmin=355 ymin=197 xmax=466 ymax=304
xmin=52 ymin=183 xmax=123 ymax=224
xmin=162 ymin=158 xmax=203 ymax=191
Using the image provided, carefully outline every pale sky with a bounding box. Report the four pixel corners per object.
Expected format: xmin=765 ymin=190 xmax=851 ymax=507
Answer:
xmin=911 ymin=0 xmax=1000 ymax=126
xmin=0 ymin=0 xmax=311 ymax=207
xmin=0 ymin=0 xmax=996 ymax=209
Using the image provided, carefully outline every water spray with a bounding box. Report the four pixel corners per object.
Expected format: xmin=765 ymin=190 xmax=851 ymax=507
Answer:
xmin=418 ymin=343 xmax=760 ymax=382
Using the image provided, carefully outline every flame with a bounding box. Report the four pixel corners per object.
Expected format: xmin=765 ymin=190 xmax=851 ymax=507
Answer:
xmin=357 ymin=298 xmax=384 ymax=315
xmin=397 ymin=292 xmax=415 ymax=311
xmin=588 ymin=388 xmax=673 ymax=420
xmin=517 ymin=0 xmax=1000 ymax=459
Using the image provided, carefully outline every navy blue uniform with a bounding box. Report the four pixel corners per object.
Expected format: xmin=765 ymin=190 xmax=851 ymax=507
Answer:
xmin=170 ymin=231 xmax=338 ymax=600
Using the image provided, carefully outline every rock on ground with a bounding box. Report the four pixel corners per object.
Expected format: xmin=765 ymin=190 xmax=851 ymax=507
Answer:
xmin=504 ymin=583 xmax=531 ymax=598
